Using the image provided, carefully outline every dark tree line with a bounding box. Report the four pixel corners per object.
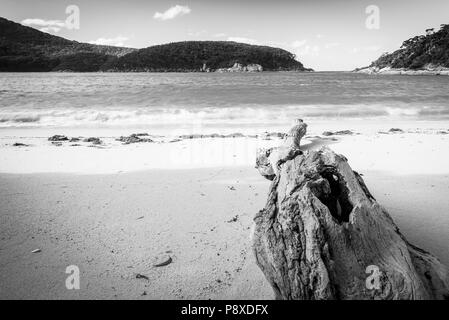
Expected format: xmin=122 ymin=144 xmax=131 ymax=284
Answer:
xmin=102 ymin=41 xmax=310 ymax=72
xmin=0 ymin=17 xmax=133 ymax=72
xmin=0 ymin=17 xmax=310 ymax=72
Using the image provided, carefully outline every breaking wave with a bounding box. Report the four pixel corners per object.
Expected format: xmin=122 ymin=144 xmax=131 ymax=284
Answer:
xmin=0 ymin=104 xmax=435 ymax=129
xmin=1 ymin=72 xmax=449 ymax=131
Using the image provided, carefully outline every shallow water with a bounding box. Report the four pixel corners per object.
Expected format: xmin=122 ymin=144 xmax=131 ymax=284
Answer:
xmin=0 ymin=72 xmax=448 ymax=134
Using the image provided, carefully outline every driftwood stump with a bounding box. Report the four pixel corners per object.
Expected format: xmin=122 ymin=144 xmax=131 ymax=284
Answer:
xmin=253 ymin=146 xmax=449 ymax=299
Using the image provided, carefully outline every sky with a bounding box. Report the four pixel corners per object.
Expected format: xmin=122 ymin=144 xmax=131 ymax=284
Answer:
xmin=1 ymin=0 xmax=448 ymax=71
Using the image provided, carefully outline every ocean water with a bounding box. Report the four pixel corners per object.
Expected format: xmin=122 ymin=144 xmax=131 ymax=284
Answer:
xmin=1 ymin=72 xmax=448 ymax=135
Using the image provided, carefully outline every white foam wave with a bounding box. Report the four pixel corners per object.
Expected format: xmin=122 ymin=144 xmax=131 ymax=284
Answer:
xmin=0 ymin=104 xmax=441 ymax=130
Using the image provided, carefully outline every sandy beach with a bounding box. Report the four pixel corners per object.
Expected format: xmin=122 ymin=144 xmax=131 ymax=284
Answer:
xmin=0 ymin=167 xmax=273 ymax=299
xmin=2 ymin=0 xmax=449 ymax=303
xmin=0 ymin=122 xmax=449 ymax=299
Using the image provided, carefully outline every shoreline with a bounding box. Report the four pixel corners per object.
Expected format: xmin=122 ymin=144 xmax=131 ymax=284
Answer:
xmin=1 ymin=121 xmax=448 ymax=174
xmin=355 ymin=66 xmax=449 ymax=75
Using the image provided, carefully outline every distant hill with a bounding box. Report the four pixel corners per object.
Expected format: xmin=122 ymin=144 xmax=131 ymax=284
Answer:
xmin=356 ymin=24 xmax=449 ymax=75
xmin=102 ymin=41 xmax=311 ymax=72
xmin=0 ymin=17 xmax=312 ymax=72
xmin=0 ymin=17 xmax=135 ymax=71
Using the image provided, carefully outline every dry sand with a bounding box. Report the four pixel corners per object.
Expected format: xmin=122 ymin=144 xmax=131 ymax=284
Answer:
xmin=0 ymin=167 xmax=273 ymax=299
xmin=0 ymin=128 xmax=448 ymax=299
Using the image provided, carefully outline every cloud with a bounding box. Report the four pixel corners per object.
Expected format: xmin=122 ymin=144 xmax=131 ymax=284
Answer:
xmin=22 ymin=18 xmax=66 ymax=28
xmin=40 ymin=27 xmax=62 ymax=33
xmin=213 ymin=33 xmax=227 ymax=38
xmin=154 ymin=5 xmax=191 ymax=21
xmin=227 ymin=37 xmax=259 ymax=45
xmin=22 ymin=18 xmax=66 ymax=33
xmin=89 ymin=36 xmax=129 ymax=47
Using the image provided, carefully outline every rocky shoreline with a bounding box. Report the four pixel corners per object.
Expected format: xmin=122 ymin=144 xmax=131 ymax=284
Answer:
xmin=355 ymin=66 xmax=449 ymax=76
xmin=6 ymin=127 xmax=449 ymax=149
xmin=215 ymin=63 xmax=263 ymax=73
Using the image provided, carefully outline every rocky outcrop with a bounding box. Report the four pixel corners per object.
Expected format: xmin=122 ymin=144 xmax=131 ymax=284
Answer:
xmin=116 ymin=134 xmax=153 ymax=144
xmin=48 ymin=135 xmax=69 ymax=142
xmin=83 ymin=137 xmax=103 ymax=145
xmin=355 ymin=66 xmax=449 ymax=75
xmin=252 ymin=123 xmax=449 ymax=300
xmin=216 ymin=62 xmax=263 ymax=73
xmin=12 ymin=142 xmax=29 ymax=147
xmin=322 ymin=130 xmax=354 ymax=136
